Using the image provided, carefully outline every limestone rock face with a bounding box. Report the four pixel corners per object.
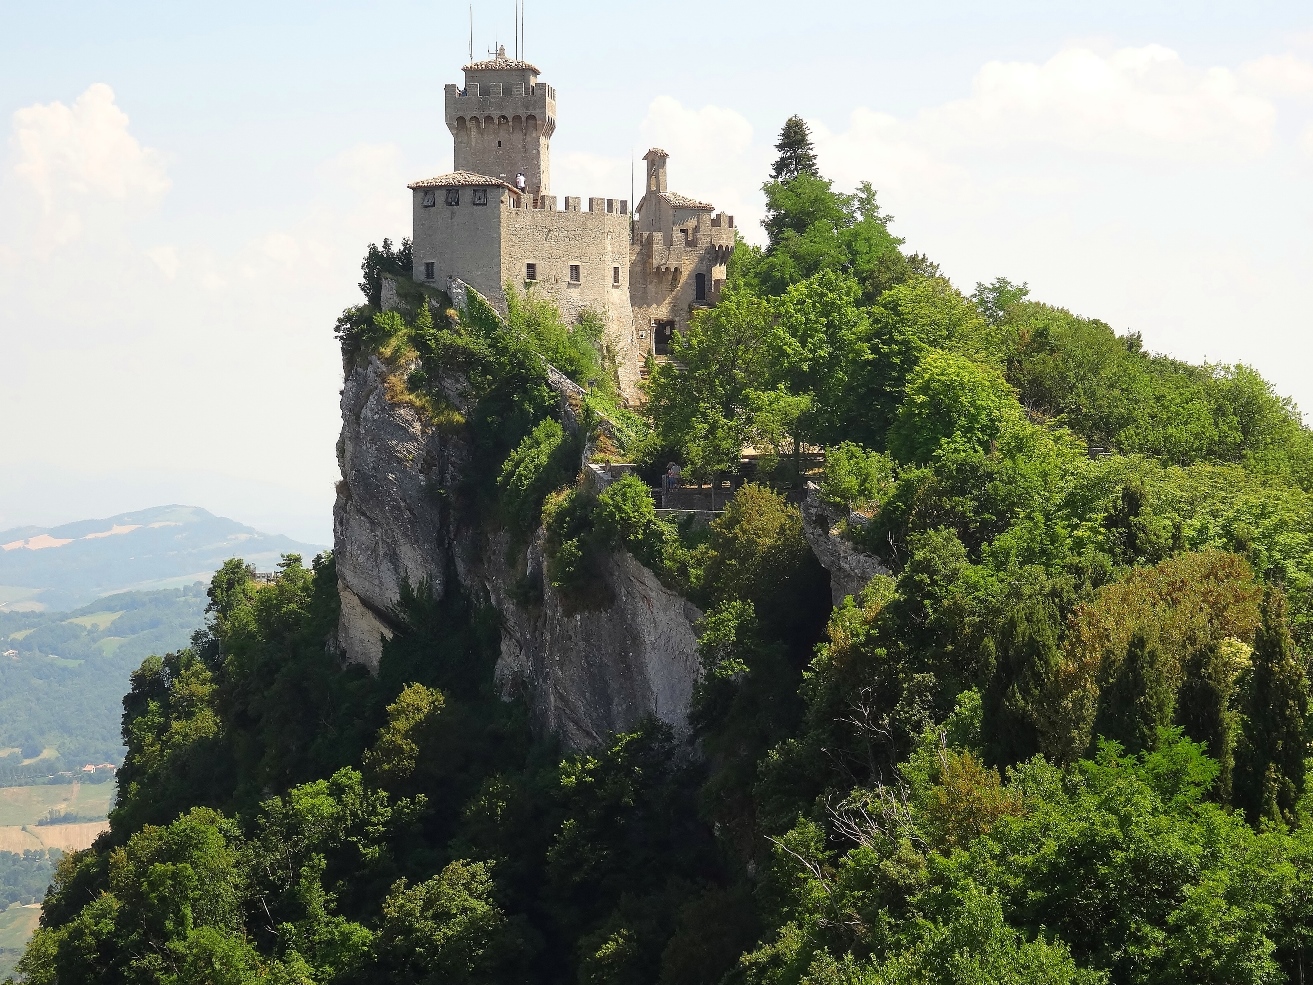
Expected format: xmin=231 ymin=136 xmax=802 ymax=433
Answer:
xmin=801 ymin=485 xmax=892 ymax=606
xmin=332 ymin=352 xmax=702 ymax=749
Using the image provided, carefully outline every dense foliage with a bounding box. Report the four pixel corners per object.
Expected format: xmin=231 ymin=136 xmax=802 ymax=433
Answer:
xmin=19 ymin=118 xmax=1313 ymax=985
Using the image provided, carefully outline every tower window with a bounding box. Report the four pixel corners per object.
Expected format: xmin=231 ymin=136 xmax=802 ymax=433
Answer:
xmin=613 ymin=266 xmax=621 ymax=287
xmin=497 ymin=140 xmax=503 ymax=147
xmin=526 ymin=263 xmax=537 ymax=282
xmin=424 ymin=262 xmax=435 ymax=281
xmin=569 ymin=264 xmax=581 ymax=284
xmin=695 ymin=272 xmax=707 ymax=301
xmin=472 ymin=188 xmax=489 ymax=206
xmin=421 ymin=190 xmax=436 ymax=208
xmin=445 ymin=188 xmax=460 ymax=207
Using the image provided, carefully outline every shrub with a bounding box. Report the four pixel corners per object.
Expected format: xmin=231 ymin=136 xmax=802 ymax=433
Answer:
xmin=820 ymin=441 xmax=895 ymax=511
xmin=498 ymin=419 xmax=578 ymax=537
xmin=887 ymin=351 xmax=1022 ymax=464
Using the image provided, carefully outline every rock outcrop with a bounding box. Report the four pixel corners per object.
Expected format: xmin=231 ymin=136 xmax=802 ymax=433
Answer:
xmin=801 ymin=484 xmax=891 ymax=606
xmin=332 ymin=336 xmax=702 ymax=748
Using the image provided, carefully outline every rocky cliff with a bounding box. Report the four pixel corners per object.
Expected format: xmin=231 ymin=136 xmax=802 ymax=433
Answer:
xmin=801 ymin=485 xmax=891 ymax=606
xmin=332 ymin=302 xmax=702 ymax=750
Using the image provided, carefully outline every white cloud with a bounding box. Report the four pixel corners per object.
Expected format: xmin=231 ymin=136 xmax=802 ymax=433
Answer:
xmin=7 ymin=83 xmax=169 ymax=246
xmin=916 ymin=45 xmax=1275 ymax=160
xmin=1242 ymin=54 xmax=1313 ymax=97
xmin=146 ymin=245 xmax=179 ymax=278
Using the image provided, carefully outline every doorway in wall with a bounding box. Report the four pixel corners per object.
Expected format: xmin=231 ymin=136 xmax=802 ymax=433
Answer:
xmin=653 ymin=320 xmax=676 ymax=356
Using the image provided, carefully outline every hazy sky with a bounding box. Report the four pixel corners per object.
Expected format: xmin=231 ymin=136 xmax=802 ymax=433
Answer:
xmin=1 ymin=1 xmax=1311 ymax=543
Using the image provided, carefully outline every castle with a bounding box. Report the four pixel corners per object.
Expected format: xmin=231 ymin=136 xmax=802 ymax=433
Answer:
xmin=408 ymin=48 xmax=736 ymax=395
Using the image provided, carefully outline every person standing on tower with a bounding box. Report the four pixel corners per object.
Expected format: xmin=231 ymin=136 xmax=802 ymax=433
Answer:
xmin=516 ymin=172 xmax=527 ymax=193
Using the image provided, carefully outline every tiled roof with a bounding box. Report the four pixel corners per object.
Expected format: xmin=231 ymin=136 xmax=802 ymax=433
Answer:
xmin=463 ymin=56 xmax=541 ymax=73
xmin=662 ymin=191 xmax=714 ymax=211
xmin=407 ymin=171 xmax=514 ymax=190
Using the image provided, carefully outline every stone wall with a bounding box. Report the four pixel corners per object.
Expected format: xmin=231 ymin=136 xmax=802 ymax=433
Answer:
xmin=630 ymin=211 xmax=735 ymax=345
xmin=501 ymin=199 xmax=640 ymax=393
xmin=412 ymin=185 xmax=504 ymax=300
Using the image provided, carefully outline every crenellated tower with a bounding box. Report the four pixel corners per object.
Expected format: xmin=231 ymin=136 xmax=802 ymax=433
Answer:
xmin=444 ymin=45 xmax=556 ymax=194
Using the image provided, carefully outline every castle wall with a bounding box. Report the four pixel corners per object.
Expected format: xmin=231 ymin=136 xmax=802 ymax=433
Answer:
xmin=630 ymin=212 xmax=735 ymax=349
xmin=411 ymin=188 xmax=504 ymax=301
xmin=501 ymin=198 xmax=641 ymax=393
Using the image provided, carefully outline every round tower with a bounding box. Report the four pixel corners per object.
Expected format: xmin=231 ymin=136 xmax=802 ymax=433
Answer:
xmin=444 ymin=45 xmax=557 ymax=195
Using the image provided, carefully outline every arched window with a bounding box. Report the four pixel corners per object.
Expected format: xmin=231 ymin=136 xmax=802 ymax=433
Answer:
xmin=695 ymin=272 xmax=707 ymax=302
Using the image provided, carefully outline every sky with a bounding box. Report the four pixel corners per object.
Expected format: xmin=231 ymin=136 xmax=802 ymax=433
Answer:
xmin=1 ymin=1 xmax=1311 ymax=544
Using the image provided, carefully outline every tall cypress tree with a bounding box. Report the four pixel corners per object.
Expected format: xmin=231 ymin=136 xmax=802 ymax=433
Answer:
xmin=771 ymin=115 xmax=819 ymax=182
xmin=982 ymin=600 xmax=1061 ymax=766
xmin=1236 ymin=587 xmax=1309 ymax=824
xmin=1097 ymin=629 xmax=1174 ymax=755
xmin=1177 ymin=640 xmax=1240 ymax=801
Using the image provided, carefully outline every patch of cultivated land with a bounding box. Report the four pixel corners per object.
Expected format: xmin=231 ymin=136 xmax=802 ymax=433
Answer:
xmin=0 ymin=821 xmax=107 ymax=853
xmin=0 ymin=903 xmax=42 ymax=978
xmin=0 ymin=782 xmax=112 ymax=827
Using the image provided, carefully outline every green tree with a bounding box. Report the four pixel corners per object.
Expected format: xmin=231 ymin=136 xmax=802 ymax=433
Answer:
xmin=1236 ymin=588 xmax=1309 ymax=824
xmin=1176 ymin=640 xmax=1243 ymax=801
xmin=970 ymin=276 xmax=1030 ymax=325
xmin=375 ymin=861 xmax=531 ymax=985
xmin=886 ymin=352 xmax=1021 ymax=464
xmin=982 ymin=600 xmax=1062 ymax=765
xmin=358 ymin=237 xmax=413 ymax=307
xmin=1096 ymin=629 xmax=1176 ymax=754
xmin=771 ymin=115 xmax=819 ymax=182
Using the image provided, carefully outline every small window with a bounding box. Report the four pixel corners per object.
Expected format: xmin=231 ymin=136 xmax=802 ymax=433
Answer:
xmin=445 ymin=188 xmax=461 ymax=207
xmin=613 ymin=266 xmax=621 ymax=286
xmin=424 ymin=262 xmax=436 ymax=281
xmin=421 ymin=189 xmax=437 ymax=208
xmin=695 ymin=272 xmax=707 ymax=301
xmin=497 ymin=140 xmax=503 ymax=147
xmin=526 ymin=262 xmax=537 ymax=282
xmin=472 ymin=188 xmax=489 ymax=206
xmin=569 ymin=264 xmax=581 ymax=283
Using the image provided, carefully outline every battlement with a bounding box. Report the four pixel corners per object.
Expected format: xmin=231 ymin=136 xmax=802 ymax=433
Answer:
xmin=505 ymin=194 xmax=629 ymax=215
xmin=448 ymin=81 xmax=557 ymax=101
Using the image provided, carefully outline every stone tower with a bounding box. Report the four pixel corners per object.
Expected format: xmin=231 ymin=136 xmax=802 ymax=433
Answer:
xmin=444 ymin=46 xmax=557 ymax=194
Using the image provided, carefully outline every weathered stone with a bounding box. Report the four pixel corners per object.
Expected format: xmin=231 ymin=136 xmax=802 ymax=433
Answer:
xmin=332 ymin=347 xmax=703 ymax=750
xmin=801 ymin=484 xmax=892 ymax=606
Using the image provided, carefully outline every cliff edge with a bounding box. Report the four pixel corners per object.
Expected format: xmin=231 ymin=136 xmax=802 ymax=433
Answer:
xmin=332 ymin=294 xmax=701 ymax=750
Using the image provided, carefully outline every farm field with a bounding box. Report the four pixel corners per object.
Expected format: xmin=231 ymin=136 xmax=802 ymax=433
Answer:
xmin=0 ymin=821 xmax=108 ymax=853
xmin=0 ymin=782 xmax=112 ymax=827
xmin=0 ymin=903 xmax=41 ymax=978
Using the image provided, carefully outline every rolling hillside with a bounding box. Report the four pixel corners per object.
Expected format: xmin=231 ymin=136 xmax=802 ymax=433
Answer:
xmin=0 ymin=505 xmax=324 ymax=612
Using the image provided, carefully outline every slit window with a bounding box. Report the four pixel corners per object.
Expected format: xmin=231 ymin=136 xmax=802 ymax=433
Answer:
xmin=695 ymin=272 xmax=707 ymax=301
xmin=421 ymin=189 xmax=437 ymax=208
xmin=613 ymin=266 xmax=621 ymax=286
xmin=424 ymin=262 xmax=435 ymax=281
xmin=569 ymin=264 xmax=581 ymax=283
xmin=444 ymin=188 xmax=461 ymax=207
xmin=526 ymin=262 xmax=537 ymax=282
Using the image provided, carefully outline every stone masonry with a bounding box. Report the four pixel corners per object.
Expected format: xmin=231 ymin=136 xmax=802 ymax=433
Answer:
xmin=410 ymin=48 xmax=736 ymax=399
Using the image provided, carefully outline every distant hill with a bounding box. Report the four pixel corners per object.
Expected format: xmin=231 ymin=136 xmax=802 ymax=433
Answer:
xmin=0 ymin=586 xmax=208 ymax=783
xmin=0 ymin=506 xmax=325 ymax=612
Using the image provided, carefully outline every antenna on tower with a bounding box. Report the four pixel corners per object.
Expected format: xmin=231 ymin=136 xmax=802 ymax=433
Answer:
xmin=469 ymin=5 xmax=473 ymax=61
